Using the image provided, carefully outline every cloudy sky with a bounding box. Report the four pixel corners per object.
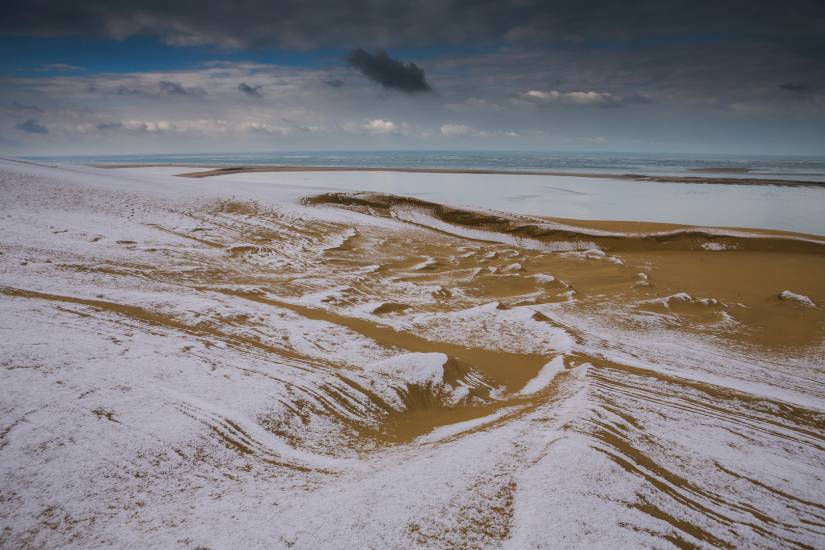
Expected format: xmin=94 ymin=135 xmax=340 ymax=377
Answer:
xmin=2 ymin=0 xmax=824 ymax=156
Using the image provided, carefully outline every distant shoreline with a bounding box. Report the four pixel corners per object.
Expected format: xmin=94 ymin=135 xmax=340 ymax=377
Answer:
xmin=94 ymin=163 xmax=825 ymax=188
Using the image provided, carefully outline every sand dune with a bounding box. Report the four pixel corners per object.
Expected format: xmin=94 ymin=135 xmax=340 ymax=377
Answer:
xmin=1 ymin=160 xmax=824 ymax=548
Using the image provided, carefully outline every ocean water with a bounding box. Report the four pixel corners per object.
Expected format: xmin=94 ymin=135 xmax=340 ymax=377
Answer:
xmin=28 ymin=150 xmax=825 ymax=182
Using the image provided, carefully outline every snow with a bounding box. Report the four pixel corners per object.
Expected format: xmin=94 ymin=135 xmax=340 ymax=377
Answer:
xmin=416 ymin=408 xmax=514 ymax=444
xmin=779 ymin=290 xmax=817 ymax=307
xmin=518 ymin=355 xmax=567 ymax=395
xmin=369 ymin=352 xmax=448 ymax=387
xmin=392 ymin=207 xmax=599 ymax=251
xmin=500 ymin=262 xmax=524 ymax=272
xmin=531 ymin=273 xmax=556 ymax=284
xmin=561 ymin=248 xmax=625 ymax=265
xmin=702 ymin=241 xmax=736 ymax=250
xmin=411 ymin=256 xmax=436 ymax=270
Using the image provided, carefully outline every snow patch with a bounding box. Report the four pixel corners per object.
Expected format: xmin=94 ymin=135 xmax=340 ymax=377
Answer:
xmin=392 ymin=207 xmax=598 ymax=251
xmin=411 ymin=256 xmax=436 ymax=270
xmin=518 ymin=355 xmax=567 ymax=395
xmin=369 ymin=352 xmax=448 ymax=387
xmin=532 ymin=273 xmax=556 ymax=284
xmin=500 ymin=262 xmax=524 ymax=273
xmin=701 ymin=242 xmax=736 ymax=251
xmin=416 ymin=408 xmax=514 ymax=444
xmin=779 ymin=290 xmax=816 ymax=308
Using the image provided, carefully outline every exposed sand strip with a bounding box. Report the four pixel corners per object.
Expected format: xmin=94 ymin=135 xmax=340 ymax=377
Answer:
xmin=93 ymin=162 xmax=825 ymax=187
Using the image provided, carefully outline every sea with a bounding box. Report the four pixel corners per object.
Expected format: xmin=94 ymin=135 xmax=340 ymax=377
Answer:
xmin=28 ymin=150 xmax=825 ymax=182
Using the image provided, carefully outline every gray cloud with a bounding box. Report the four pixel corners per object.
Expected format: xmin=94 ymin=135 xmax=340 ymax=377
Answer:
xmin=15 ymin=119 xmax=48 ymax=133
xmin=325 ymin=78 xmax=344 ymax=88
xmin=158 ymin=80 xmax=206 ymax=97
xmin=32 ymin=63 xmax=83 ymax=72
xmin=238 ymin=82 xmax=262 ymax=97
xmin=111 ymin=85 xmax=140 ymax=95
xmin=12 ymin=101 xmax=43 ymax=112
xmin=348 ymin=49 xmax=431 ymax=93
xmin=96 ymin=122 xmax=123 ymax=130
xmin=779 ymin=83 xmax=819 ymax=95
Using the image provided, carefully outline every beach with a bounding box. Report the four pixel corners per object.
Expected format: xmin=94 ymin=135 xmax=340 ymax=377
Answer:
xmin=1 ymin=159 xmax=824 ymax=547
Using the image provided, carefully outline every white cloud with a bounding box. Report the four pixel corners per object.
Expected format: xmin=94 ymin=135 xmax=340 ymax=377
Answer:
xmin=240 ymin=121 xmax=290 ymax=136
xmin=121 ymin=119 xmax=173 ymax=133
xmin=518 ymin=89 xmax=619 ymax=106
xmin=440 ymin=124 xmax=518 ymax=139
xmin=445 ymin=97 xmax=500 ymax=111
xmin=440 ymin=123 xmax=473 ymax=137
xmin=363 ymin=119 xmax=397 ymax=134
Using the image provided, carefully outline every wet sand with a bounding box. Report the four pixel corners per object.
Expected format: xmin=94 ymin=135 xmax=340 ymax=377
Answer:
xmin=1 ymin=160 xmax=824 ymax=548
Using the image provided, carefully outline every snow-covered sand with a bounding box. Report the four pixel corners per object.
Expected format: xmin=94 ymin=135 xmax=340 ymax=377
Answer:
xmin=1 ymin=159 xmax=824 ymax=548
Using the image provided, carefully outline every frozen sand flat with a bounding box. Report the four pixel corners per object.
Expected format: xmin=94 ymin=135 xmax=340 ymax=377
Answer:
xmin=162 ymin=166 xmax=825 ymax=235
xmin=1 ymin=160 xmax=824 ymax=548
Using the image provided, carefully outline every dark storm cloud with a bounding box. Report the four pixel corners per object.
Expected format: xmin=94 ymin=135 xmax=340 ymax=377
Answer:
xmin=238 ymin=82 xmax=263 ymax=97
xmin=348 ymin=49 xmax=431 ymax=93
xmin=2 ymin=1 xmax=823 ymax=53
xmin=15 ymin=119 xmax=48 ymax=133
xmin=3 ymin=1 xmax=823 ymax=108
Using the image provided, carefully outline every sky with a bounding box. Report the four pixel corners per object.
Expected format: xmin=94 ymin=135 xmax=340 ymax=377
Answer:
xmin=1 ymin=0 xmax=824 ymax=156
